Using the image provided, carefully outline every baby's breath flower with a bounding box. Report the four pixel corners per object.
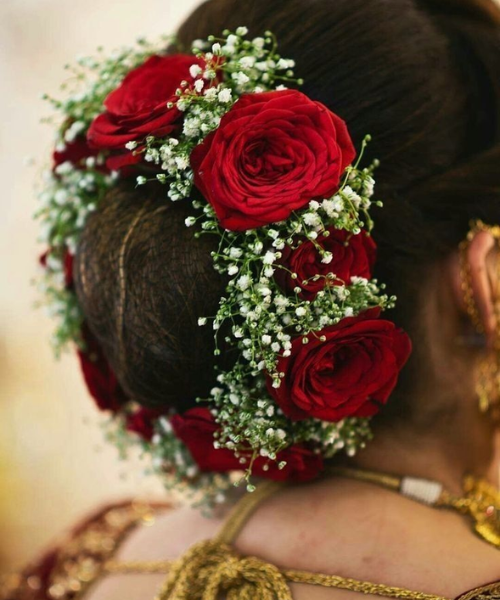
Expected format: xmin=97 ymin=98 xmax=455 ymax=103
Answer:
xmin=263 ymin=251 xmax=276 ymax=265
xmin=218 ymin=88 xmax=232 ymax=103
xmin=190 ymin=64 xmax=202 ymax=78
xmin=237 ymin=275 xmax=251 ymax=291
xmin=204 ymin=87 xmax=217 ymax=101
xmin=239 ymin=56 xmax=256 ymax=69
xmin=232 ymin=72 xmax=250 ymax=86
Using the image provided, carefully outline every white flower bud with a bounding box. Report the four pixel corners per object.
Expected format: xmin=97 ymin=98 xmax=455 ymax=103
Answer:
xmin=218 ymin=88 xmax=232 ymax=103
xmin=253 ymin=241 xmax=264 ymax=255
xmin=204 ymin=87 xmax=217 ymax=101
xmin=263 ymin=251 xmax=276 ymax=265
xmin=229 ymin=247 xmax=243 ymax=259
xmin=232 ymin=71 xmax=250 ymax=86
xmin=239 ymin=56 xmax=256 ymax=69
xmin=189 ymin=64 xmax=203 ymax=78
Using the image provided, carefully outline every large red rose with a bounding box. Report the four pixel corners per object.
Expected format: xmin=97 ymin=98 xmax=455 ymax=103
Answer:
xmin=268 ymin=308 xmax=411 ymax=422
xmin=171 ymin=407 xmax=323 ymax=482
xmin=275 ymin=228 xmax=376 ymax=300
xmin=191 ymin=89 xmax=356 ymax=231
xmin=77 ymin=325 xmax=128 ymax=412
xmin=88 ymin=54 xmax=205 ymax=169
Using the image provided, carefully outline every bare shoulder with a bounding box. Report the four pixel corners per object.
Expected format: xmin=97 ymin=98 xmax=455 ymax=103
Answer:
xmin=116 ymin=502 xmax=228 ymax=560
xmin=88 ymin=480 xmax=500 ymax=600
xmin=235 ymin=479 xmax=500 ymax=598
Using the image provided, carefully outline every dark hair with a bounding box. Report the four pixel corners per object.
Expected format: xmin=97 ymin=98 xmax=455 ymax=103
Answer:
xmin=75 ymin=0 xmax=500 ymax=423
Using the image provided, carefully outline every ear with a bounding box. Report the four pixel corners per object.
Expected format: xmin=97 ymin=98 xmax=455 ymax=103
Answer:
xmin=449 ymin=230 xmax=498 ymax=348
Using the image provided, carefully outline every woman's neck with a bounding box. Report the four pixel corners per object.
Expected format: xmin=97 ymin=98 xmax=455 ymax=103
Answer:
xmin=348 ymin=403 xmax=498 ymax=495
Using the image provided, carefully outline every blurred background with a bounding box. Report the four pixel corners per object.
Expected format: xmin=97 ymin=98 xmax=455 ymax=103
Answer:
xmin=0 ymin=0 xmax=201 ymax=573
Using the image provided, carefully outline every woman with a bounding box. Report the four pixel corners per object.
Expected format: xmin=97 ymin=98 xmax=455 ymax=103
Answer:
xmin=6 ymin=0 xmax=500 ymax=598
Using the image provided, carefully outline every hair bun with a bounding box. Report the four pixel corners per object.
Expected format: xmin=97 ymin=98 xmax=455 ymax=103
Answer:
xmin=74 ymin=181 xmax=232 ymax=411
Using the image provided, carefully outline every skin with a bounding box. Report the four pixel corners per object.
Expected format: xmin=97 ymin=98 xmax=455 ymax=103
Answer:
xmin=88 ymin=233 xmax=500 ymax=600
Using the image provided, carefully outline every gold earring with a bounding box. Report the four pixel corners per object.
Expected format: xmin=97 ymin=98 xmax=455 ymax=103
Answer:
xmin=459 ymin=220 xmax=500 ymax=422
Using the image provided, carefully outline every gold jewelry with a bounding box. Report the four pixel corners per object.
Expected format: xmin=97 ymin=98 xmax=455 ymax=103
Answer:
xmin=331 ymin=466 xmax=500 ymax=550
xmin=459 ymin=220 xmax=500 ymax=419
xmin=102 ymin=480 xmax=448 ymax=600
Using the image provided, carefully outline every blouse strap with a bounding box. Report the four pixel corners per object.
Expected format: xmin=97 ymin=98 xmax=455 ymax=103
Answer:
xmin=215 ymin=480 xmax=285 ymax=545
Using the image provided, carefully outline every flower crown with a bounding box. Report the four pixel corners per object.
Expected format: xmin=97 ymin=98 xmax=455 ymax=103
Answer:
xmin=37 ymin=28 xmax=411 ymax=505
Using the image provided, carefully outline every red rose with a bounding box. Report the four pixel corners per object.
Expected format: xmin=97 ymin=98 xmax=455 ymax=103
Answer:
xmin=171 ymin=407 xmax=323 ymax=482
xmin=191 ymin=89 xmax=356 ymax=231
xmin=77 ymin=325 xmax=128 ymax=412
xmin=275 ymin=228 xmax=376 ymax=300
xmin=53 ymin=136 xmax=102 ymax=171
xmin=268 ymin=308 xmax=411 ymax=422
xmin=39 ymin=249 xmax=75 ymax=289
xmin=126 ymin=407 xmax=164 ymax=441
xmin=87 ymin=55 xmax=205 ymax=170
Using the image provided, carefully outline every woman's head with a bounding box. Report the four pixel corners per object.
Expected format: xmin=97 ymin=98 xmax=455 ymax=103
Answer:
xmin=75 ymin=0 xmax=500 ymax=436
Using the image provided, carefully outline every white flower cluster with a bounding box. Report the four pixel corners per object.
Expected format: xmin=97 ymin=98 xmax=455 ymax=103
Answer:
xmin=189 ymin=156 xmax=390 ymax=478
xmin=37 ymin=29 xmax=393 ymax=505
xmin=37 ymin=37 xmax=168 ymax=351
xmin=36 ymin=159 xmax=120 ymax=350
xmin=104 ymin=411 xmax=235 ymax=508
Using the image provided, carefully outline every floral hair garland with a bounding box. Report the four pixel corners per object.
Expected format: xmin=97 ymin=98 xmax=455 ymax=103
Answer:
xmin=37 ymin=28 xmax=411 ymax=505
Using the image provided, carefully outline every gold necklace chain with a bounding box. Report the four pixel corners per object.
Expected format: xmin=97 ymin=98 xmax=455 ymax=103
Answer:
xmin=331 ymin=466 xmax=500 ymax=549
